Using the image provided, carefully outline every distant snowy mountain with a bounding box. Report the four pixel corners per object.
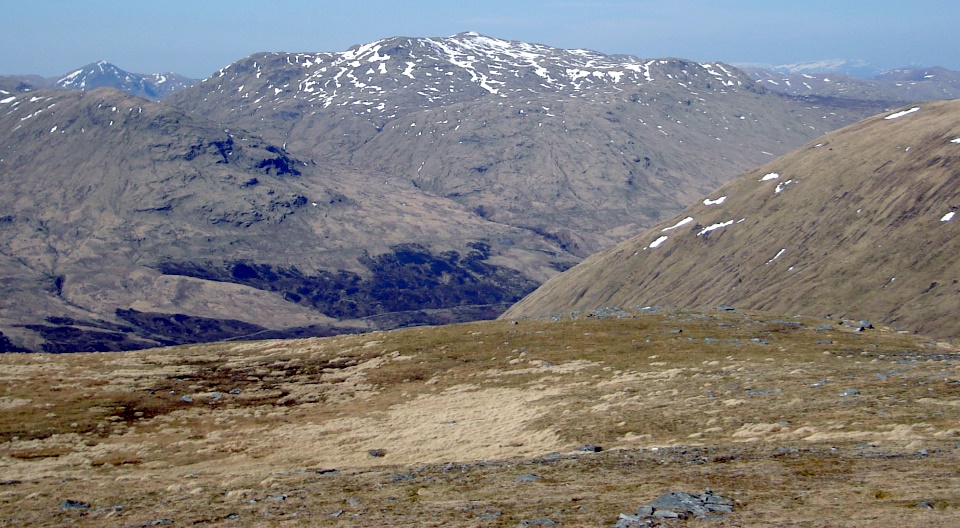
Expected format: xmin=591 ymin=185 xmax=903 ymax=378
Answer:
xmin=54 ymin=61 xmax=197 ymax=99
xmin=740 ymin=64 xmax=960 ymax=102
xmin=736 ymin=59 xmax=883 ymax=78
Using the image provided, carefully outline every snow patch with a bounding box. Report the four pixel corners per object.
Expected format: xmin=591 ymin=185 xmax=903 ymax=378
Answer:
xmin=0 ymin=96 xmax=16 ymax=104
xmin=884 ymin=107 xmax=920 ymax=120
xmin=759 ymin=172 xmax=780 ymax=182
xmin=703 ymin=196 xmax=726 ymax=206
xmin=648 ymin=236 xmax=668 ymax=249
xmin=661 ymin=217 xmax=694 ymax=232
xmin=774 ymin=179 xmax=794 ymax=193
xmin=951 ymin=138 xmax=960 ymax=144
xmin=697 ymin=220 xmax=734 ymax=236
xmin=766 ymin=248 xmax=786 ymax=264
xmin=942 ymin=212 xmax=956 ymax=222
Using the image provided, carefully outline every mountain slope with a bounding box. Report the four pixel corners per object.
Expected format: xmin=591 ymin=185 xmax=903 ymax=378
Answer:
xmin=503 ymin=100 xmax=960 ymax=339
xmin=167 ymin=32 xmax=888 ymax=255
xmin=0 ymin=88 xmax=561 ymax=351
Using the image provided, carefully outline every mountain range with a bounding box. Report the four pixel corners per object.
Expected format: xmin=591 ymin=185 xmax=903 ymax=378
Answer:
xmin=0 ymin=33 xmax=953 ymax=351
xmin=1 ymin=61 xmax=197 ymax=100
xmin=504 ymin=100 xmax=960 ymax=340
xmin=742 ymin=65 xmax=960 ymax=102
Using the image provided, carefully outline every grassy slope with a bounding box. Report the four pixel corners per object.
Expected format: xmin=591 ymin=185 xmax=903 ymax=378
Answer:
xmin=504 ymin=100 xmax=960 ymax=340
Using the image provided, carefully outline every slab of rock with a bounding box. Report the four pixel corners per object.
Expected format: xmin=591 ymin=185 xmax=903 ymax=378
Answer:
xmin=612 ymin=489 xmax=733 ymax=526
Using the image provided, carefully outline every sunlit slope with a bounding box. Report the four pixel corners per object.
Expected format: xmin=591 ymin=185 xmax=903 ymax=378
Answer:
xmin=504 ymin=100 xmax=960 ymax=339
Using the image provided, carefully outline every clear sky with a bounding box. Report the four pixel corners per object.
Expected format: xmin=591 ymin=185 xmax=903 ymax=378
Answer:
xmin=2 ymin=0 xmax=958 ymax=79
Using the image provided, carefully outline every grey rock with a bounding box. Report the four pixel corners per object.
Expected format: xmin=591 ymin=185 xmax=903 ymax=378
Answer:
xmin=916 ymin=501 xmax=934 ymax=509
xmin=650 ymin=490 xmax=733 ymax=517
xmin=577 ymin=445 xmax=602 ymax=452
xmin=515 ymin=473 xmax=541 ymax=482
xmin=60 ymin=499 xmax=90 ymax=510
xmin=368 ymin=449 xmax=386 ymax=457
xmin=840 ymin=389 xmax=861 ymax=397
xmin=179 ymin=395 xmax=194 ymax=403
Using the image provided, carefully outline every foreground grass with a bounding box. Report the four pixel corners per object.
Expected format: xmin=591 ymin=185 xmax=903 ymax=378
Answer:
xmin=1 ymin=307 xmax=958 ymax=526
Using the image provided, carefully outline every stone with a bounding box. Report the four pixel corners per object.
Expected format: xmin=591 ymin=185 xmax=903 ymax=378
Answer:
xmin=368 ymin=449 xmax=386 ymax=457
xmin=577 ymin=444 xmax=603 ymax=452
xmin=60 ymin=499 xmax=90 ymax=510
xmin=515 ymin=473 xmax=541 ymax=482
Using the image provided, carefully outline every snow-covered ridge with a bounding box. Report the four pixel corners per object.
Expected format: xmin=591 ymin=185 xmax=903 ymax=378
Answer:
xmin=53 ymin=61 xmax=197 ymax=99
xmin=204 ymin=32 xmax=747 ymax=113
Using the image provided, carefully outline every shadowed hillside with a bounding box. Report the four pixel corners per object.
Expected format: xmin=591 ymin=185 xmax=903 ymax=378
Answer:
xmin=0 ymin=88 xmax=564 ymax=351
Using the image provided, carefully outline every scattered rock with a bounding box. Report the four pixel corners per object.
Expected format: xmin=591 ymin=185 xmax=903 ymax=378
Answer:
xmin=180 ymin=395 xmax=194 ymax=403
xmin=840 ymin=389 xmax=861 ymax=397
xmin=368 ymin=449 xmax=386 ymax=457
xmin=60 ymin=499 xmax=91 ymax=510
xmin=515 ymin=473 xmax=541 ymax=482
xmin=577 ymin=445 xmax=603 ymax=452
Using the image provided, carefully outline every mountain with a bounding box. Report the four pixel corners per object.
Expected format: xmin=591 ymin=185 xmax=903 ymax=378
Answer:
xmin=742 ymin=65 xmax=960 ymax=102
xmin=53 ymin=61 xmax=198 ymax=99
xmin=503 ymin=100 xmax=960 ymax=339
xmin=0 ymin=75 xmax=41 ymax=94
xmin=167 ymin=32 xmax=889 ymax=257
xmin=0 ymin=87 xmax=563 ymax=351
xmin=0 ymin=34 xmax=898 ymax=352
xmin=737 ymin=59 xmax=884 ymax=78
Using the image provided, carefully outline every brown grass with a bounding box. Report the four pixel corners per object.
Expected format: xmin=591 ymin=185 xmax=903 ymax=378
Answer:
xmin=0 ymin=307 xmax=958 ymax=526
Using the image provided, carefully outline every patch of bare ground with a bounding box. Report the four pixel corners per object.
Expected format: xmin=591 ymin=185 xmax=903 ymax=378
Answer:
xmin=1 ymin=307 xmax=958 ymax=526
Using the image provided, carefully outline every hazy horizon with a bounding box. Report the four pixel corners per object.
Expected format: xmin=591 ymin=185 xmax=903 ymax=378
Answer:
xmin=2 ymin=0 xmax=958 ymax=79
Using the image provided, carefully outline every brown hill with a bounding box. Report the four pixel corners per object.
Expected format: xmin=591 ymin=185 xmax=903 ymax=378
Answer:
xmin=167 ymin=33 xmax=888 ymax=256
xmin=1 ymin=310 xmax=958 ymax=526
xmin=0 ymin=88 xmax=565 ymax=351
xmin=503 ymin=100 xmax=960 ymax=339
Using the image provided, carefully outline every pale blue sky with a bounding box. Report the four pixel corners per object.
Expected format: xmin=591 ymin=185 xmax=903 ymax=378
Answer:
xmin=2 ymin=0 xmax=957 ymax=78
